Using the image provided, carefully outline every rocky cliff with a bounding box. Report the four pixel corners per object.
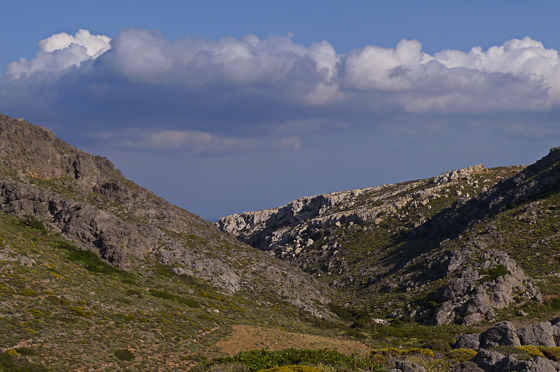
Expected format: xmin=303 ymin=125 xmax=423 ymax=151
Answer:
xmin=217 ymin=151 xmax=560 ymax=325
xmin=0 ymin=113 xmax=331 ymax=316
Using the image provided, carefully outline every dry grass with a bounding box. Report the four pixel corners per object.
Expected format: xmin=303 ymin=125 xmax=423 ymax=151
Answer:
xmin=216 ymin=325 xmax=369 ymax=356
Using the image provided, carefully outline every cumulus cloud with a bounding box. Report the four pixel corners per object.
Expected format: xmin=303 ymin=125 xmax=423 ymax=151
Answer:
xmin=2 ymin=28 xmax=560 ymax=156
xmin=98 ymin=28 xmax=339 ymax=89
xmin=6 ymin=29 xmax=111 ymax=78
xmin=342 ymin=37 xmax=560 ymax=111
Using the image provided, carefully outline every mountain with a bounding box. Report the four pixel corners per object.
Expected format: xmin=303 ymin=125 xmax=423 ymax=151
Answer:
xmin=6 ymin=112 xmax=560 ymax=371
xmin=0 ymin=114 xmax=330 ymax=314
xmin=0 ymin=113 xmax=345 ymax=370
xmin=218 ymin=149 xmax=560 ymax=327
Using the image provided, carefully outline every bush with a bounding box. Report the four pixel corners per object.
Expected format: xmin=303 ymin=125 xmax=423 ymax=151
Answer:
xmin=480 ymin=265 xmax=511 ymax=283
xmin=148 ymin=289 xmax=200 ymax=308
xmin=515 ymin=346 xmax=545 ymax=358
xmin=114 ymin=349 xmax=134 ymax=361
xmin=258 ymin=366 xmax=320 ymax=372
xmin=20 ymin=216 xmax=48 ymax=233
xmin=371 ymin=347 xmax=434 ymax=358
xmin=15 ymin=347 xmax=36 ymax=356
xmin=328 ymin=305 xmax=353 ymax=321
xmin=549 ymin=297 xmax=560 ymax=311
xmin=195 ymin=348 xmax=374 ymax=372
xmin=539 ymin=347 xmax=560 ymax=361
xmin=51 ymin=237 xmax=135 ymax=282
xmin=423 ymin=338 xmax=453 ymax=352
xmin=447 ymin=349 xmax=477 ymax=363
xmin=0 ymin=352 xmax=50 ymax=371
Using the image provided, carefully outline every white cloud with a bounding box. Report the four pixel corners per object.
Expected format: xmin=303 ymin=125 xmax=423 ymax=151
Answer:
xmin=120 ymin=129 xmax=302 ymax=154
xmin=102 ymin=28 xmax=339 ymax=88
xmin=342 ymin=36 xmax=560 ymax=111
xmin=2 ymin=28 xmax=560 ymax=148
xmin=6 ymin=29 xmax=110 ymax=78
xmin=344 ymin=39 xmax=425 ymax=90
xmin=39 ymin=29 xmax=111 ymax=57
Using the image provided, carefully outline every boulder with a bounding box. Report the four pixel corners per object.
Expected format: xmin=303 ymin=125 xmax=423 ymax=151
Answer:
xmin=455 ymin=333 xmax=481 ymax=350
xmin=495 ymin=355 xmax=524 ymax=371
xmin=472 ymin=349 xmax=507 ymax=372
xmin=448 ymin=362 xmax=485 ymax=372
xmin=521 ymin=357 xmax=560 ymax=372
xmin=394 ymin=360 xmax=426 ymax=372
xmin=480 ymin=321 xmax=521 ymax=348
xmin=517 ymin=322 xmax=555 ymax=347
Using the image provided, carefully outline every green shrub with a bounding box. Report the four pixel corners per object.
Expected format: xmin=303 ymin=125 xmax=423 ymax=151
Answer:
xmin=549 ymin=297 xmax=560 ymax=311
xmin=0 ymin=352 xmax=50 ymax=371
xmin=114 ymin=349 xmax=134 ymax=361
xmin=51 ymin=237 xmax=134 ymax=282
xmin=20 ymin=216 xmax=48 ymax=233
xmin=70 ymin=306 xmax=92 ymax=318
xmin=328 ymin=305 xmax=353 ymax=321
xmin=447 ymin=349 xmax=477 ymax=363
xmin=148 ymin=289 xmax=200 ymax=308
xmin=21 ymin=288 xmax=38 ymax=297
xmin=15 ymin=347 xmax=36 ymax=356
xmin=195 ymin=348 xmax=379 ymax=372
xmin=480 ymin=265 xmax=511 ymax=283
xmin=539 ymin=346 xmax=560 ymax=361
xmin=258 ymin=365 xmax=320 ymax=372
xmin=423 ymin=338 xmax=453 ymax=352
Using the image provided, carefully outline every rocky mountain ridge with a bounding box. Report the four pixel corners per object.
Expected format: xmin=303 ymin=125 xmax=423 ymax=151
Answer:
xmin=0 ymin=113 xmax=331 ymax=316
xmin=217 ymin=149 xmax=560 ymax=326
xmin=217 ymin=164 xmax=487 ymax=253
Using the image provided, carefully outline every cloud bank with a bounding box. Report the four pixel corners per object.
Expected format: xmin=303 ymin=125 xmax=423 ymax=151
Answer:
xmin=2 ymin=28 xmax=560 ymax=154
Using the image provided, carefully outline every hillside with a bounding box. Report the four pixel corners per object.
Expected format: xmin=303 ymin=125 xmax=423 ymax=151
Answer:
xmin=7 ymin=112 xmax=560 ymax=371
xmin=218 ymin=149 xmax=560 ymax=327
xmin=0 ymin=113 xmax=354 ymax=370
xmin=0 ymin=114 xmax=330 ymax=316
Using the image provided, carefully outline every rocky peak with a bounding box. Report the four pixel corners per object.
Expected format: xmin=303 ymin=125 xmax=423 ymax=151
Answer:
xmin=0 ymin=114 xmax=118 ymax=186
xmin=0 ymin=113 xmax=331 ymax=316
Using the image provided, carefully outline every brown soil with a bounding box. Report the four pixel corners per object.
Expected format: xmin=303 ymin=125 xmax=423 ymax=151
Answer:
xmin=216 ymin=325 xmax=369 ymax=356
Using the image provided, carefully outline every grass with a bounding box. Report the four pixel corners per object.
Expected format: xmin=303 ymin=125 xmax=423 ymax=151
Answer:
xmin=0 ymin=212 xmax=387 ymax=371
xmin=6 ymin=157 xmax=560 ymax=371
xmin=194 ymin=348 xmax=383 ymax=372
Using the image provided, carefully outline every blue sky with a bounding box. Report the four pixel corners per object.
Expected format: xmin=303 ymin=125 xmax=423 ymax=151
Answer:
xmin=2 ymin=1 xmax=560 ymax=220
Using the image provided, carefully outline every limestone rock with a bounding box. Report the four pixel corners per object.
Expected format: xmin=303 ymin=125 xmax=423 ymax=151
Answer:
xmin=394 ymin=360 xmax=426 ymax=372
xmin=480 ymin=321 xmax=521 ymax=348
xmin=448 ymin=362 xmax=484 ymax=372
xmin=472 ymin=349 xmax=507 ymax=372
xmin=430 ymin=250 xmax=537 ymax=326
xmin=455 ymin=333 xmax=481 ymax=350
xmin=517 ymin=322 xmax=555 ymax=347
xmin=522 ymin=357 xmax=560 ymax=372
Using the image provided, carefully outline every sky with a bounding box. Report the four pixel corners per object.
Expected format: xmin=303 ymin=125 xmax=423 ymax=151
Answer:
xmin=2 ymin=1 xmax=560 ymax=220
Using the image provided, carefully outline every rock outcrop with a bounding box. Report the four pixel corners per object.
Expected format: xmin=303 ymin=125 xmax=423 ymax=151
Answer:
xmin=217 ymin=156 xmax=545 ymax=323
xmin=455 ymin=319 xmax=560 ymax=371
xmin=429 ymin=250 xmax=540 ymax=326
xmin=0 ymin=113 xmax=331 ymax=316
xmin=457 ymin=318 xmax=560 ymax=349
xmin=217 ymin=164 xmax=487 ymax=254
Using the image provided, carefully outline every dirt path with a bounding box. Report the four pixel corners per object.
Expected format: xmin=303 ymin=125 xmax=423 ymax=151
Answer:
xmin=216 ymin=325 xmax=369 ymax=356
